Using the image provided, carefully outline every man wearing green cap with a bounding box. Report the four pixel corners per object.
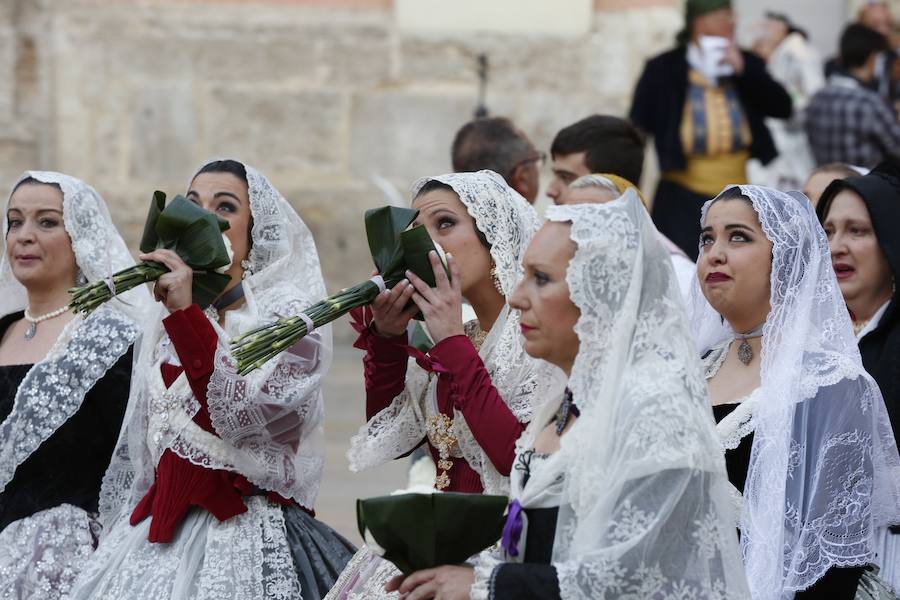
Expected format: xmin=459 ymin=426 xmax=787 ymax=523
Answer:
xmin=629 ymin=0 xmax=793 ymax=260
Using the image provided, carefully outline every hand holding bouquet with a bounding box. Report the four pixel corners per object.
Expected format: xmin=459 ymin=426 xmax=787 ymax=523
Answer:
xmin=230 ymin=206 xmax=447 ymax=375
xmin=68 ymin=191 xmax=233 ymax=315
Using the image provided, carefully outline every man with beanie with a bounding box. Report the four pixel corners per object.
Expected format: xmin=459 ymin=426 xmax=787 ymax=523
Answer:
xmin=629 ymin=0 xmax=792 ymax=260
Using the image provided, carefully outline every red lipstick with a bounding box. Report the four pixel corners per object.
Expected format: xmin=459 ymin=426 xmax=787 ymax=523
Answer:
xmin=704 ymin=272 xmax=731 ymax=283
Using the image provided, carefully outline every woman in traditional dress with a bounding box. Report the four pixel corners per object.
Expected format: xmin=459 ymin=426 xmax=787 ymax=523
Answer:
xmin=69 ymin=159 xmax=355 ymax=599
xmin=327 ymin=170 xmax=565 ymax=598
xmin=694 ymin=184 xmax=900 ymax=598
xmin=817 ymin=162 xmax=900 ymax=591
xmin=0 ymin=172 xmax=151 ymax=599
xmin=392 ymin=190 xmax=749 ymax=599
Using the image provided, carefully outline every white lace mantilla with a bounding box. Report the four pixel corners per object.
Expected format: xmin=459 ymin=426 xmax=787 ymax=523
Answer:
xmin=98 ymin=160 xmax=332 ymax=528
xmin=689 ymin=185 xmax=900 ymax=598
xmin=0 ymin=171 xmax=153 ymax=325
xmin=347 ymin=171 xmax=565 ymax=495
xmin=471 ymin=196 xmax=750 ymax=599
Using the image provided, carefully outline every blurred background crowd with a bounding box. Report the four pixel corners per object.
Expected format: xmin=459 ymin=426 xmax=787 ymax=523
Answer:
xmin=3 ymin=0 xmax=900 ymax=540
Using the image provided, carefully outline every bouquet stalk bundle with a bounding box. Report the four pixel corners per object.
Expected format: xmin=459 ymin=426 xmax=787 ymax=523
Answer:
xmin=231 ymin=206 xmax=446 ymax=375
xmin=68 ymin=191 xmax=232 ymax=315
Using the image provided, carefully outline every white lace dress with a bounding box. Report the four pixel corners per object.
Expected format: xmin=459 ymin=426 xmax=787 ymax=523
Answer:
xmin=68 ymin=161 xmax=356 ymax=600
xmin=0 ymin=170 xmax=151 ymax=600
xmin=0 ymin=308 xmax=137 ymax=600
xmin=702 ymin=343 xmax=898 ymax=599
xmin=326 ymin=171 xmax=564 ymax=600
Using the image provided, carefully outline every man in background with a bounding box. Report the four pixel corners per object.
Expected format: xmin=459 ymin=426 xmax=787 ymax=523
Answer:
xmin=450 ymin=117 xmax=543 ymax=204
xmin=546 ymin=115 xmax=696 ymax=298
xmin=545 ymin=114 xmax=645 ymax=204
xmin=807 ymin=24 xmax=900 ymax=168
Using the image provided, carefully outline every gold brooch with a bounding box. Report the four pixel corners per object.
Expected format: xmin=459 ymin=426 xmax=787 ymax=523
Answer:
xmin=426 ymin=413 xmax=458 ymax=490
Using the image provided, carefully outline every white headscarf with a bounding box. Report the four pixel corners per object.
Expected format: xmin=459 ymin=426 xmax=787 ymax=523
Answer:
xmin=690 ymin=185 xmax=900 ymax=597
xmin=346 ymin=170 xmax=565 ymax=494
xmin=509 ymin=193 xmax=748 ymax=598
xmin=0 ymin=171 xmax=152 ymax=493
xmin=99 ymin=160 xmax=333 ymax=524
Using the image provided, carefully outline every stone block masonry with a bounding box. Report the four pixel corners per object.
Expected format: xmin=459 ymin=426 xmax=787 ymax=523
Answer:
xmin=0 ymin=0 xmax=679 ymax=339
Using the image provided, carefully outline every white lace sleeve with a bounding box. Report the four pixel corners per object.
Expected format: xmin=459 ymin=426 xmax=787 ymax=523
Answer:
xmin=469 ymin=546 xmax=504 ymax=600
xmin=206 ymin=329 xmax=329 ymax=508
xmin=346 ymin=359 xmax=431 ymax=473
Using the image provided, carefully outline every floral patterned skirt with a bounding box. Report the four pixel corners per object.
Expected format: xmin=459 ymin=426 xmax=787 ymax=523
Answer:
xmin=0 ymin=503 xmax=98 ymax=600
xmin=68 ymin=497 xmax=354 ymax=600
xmin=324 ymin=546 xmax=402 ymax=600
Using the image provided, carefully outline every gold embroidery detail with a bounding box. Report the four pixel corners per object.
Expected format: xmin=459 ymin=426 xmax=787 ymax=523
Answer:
xmin=426 ymin=413 xmax=459 ymax=491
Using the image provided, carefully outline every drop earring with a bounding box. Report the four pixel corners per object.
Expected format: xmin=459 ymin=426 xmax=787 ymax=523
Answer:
xmin=490 ymin=263 xmax=502 ymax=294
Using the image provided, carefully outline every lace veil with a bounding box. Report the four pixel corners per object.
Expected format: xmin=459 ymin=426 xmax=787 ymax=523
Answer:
xmin=689 ymin=185 xmax=900 ymax=597
xmin=99 ymin=159 xmax=333 ymax=524
xmin=0 ymin=171 xmax=151 ymax=493
xmin=511 ymin=193 xmax=748 ymax=598
xmin=347 ymin=170 xmax=565 ymax=494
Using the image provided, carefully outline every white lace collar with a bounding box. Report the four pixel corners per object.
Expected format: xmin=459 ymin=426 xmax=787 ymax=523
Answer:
xmin=703 ymin=341 xmax=762 ymax=451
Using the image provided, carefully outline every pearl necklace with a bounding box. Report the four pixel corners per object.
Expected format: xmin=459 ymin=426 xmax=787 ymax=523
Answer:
xmin=23 ymin=304 xmax=70 ymax=340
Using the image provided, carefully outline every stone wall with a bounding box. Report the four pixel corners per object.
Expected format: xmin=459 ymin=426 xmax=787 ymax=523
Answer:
xmin=0 ymin=0 xmax=680 ymax=337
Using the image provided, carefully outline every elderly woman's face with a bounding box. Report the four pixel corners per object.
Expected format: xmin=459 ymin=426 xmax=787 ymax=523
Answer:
xmin=822 ymin=189 xmax=894 ymax=315
xmin=509 ymin=222 xmax=580 ymax=375
xmin=411 ymin=187 xmax=494 ymax=300
xmin=6 ymin=182 xmax=78 ymax=290
xmin=187 ymin=171 xmax=252 ymax=283
xmin=698 ymin=198 xmax=773 ymax=332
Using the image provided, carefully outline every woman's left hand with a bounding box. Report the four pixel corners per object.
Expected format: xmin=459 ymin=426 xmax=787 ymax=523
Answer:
xmin=385 ymin=565 xmax=475 ymax=600
xmin=407 ymin=251 xmax=464 ymax=344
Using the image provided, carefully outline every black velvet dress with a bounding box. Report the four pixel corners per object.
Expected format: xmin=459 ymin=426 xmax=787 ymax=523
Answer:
xmin=488 ymin=449 xmax=562 ymax=599
xmin=0 ymin=310 xmax=133 ymax=531
xmin=712 ymin=403 xmax=865 ymax=599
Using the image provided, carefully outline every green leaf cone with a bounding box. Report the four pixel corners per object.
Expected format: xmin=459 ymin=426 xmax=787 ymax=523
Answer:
xmin=70 ymin=191 xmax=234 ymax=315
xmin=231 ymin=205 xmax=451 ymax=374
xmin=356 ymin=492 xmax=507 ymax=575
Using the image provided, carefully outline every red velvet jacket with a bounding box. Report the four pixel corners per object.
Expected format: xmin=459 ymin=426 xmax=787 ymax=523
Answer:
xmin=353 ymin=308 xmax=525 ymax=492
xmin=130 ymin=305 xmax=290 ymax=543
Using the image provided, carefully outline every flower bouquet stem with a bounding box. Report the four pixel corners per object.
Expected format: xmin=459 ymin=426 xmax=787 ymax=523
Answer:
xmin=231 ymin=279 xmax=385 ymax=375
xmin=68 ymin=191 xmax=232 ymax=315
xmin=68 ymin=261 xmax=168 ymax=315
xmin=230 ymin=206 xmax=446 ymax=375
